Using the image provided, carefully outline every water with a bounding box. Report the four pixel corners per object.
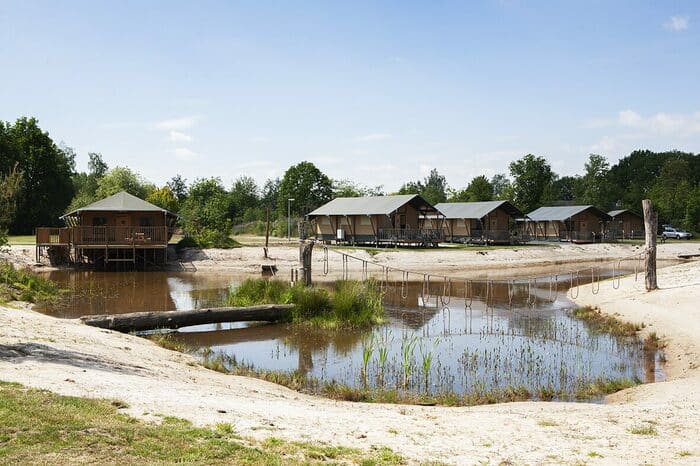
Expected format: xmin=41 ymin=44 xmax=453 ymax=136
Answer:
xmin=38 ymin=268 xmax=663 ymax=400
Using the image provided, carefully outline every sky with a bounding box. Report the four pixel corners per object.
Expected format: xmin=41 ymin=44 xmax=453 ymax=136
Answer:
xmin=1 ymin=0 xmax=699 ymax=192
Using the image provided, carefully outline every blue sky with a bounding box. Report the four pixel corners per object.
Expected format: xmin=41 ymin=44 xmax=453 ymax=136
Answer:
xmin=1 ymin=1 xmax=698 ymax=191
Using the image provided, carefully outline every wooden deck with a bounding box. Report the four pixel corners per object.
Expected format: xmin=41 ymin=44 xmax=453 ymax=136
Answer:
xmin=36 ymin=226 xmax=170 ymax=266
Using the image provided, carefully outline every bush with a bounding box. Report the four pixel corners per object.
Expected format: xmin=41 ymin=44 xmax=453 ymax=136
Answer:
xmin=0 ymin=261 xmax=59 ymax=303
xmin=176 ymin=231 xmax=242 ymax=250
xmin=225 ymin=278 xmax=383 ymax=327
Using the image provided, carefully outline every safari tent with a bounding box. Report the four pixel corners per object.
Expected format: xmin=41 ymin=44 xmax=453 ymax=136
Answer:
xmin=423 ymin=201 xmax=523 ymax=244
xmin=523 ymin=205 xmax=612 ymax=243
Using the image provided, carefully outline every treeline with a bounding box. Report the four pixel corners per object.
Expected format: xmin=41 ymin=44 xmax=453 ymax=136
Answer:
xmin=1 ymin=117 xmax=699 ymax=248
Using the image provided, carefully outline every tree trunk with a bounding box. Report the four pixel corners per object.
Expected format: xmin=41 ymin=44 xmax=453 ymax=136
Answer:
xmin=264 ymin=207 xmax=270 ymax=259
xmin=642 ymin=199 xmax=658 ymax=291
xmin=80 ymin=304 xmax=293 ymax=333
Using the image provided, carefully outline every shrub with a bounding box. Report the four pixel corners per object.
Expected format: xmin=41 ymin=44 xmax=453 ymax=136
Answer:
xmin=0 ymin=261 xmax=59 ymax=303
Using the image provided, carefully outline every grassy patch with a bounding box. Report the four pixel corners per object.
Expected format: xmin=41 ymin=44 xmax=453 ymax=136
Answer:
xmin=0 ymin=261 xmax=60 ymax=304
xmin=6 ymin=235 xmax=36 ymax=245
xmin=628 ymin=424 xmax=658 ymax=436
xmin=145 ymin=332 xmax=192 ymax=353
xmin=572 ymin=306 xmax=642 ymax=337
xmin=226 ymin=278 xmax=385 ymax=327
xmin=538 ymin=419 xmax=558 ymax=427
xmin=0 ymin=380 xmax=405 ymax=465
xmin=678 ymin=451 xmax=692 ymax=457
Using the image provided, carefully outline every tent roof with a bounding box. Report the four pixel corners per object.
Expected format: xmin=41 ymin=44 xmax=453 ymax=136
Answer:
xmin=527 ymin=205 xmax=611 ymax=222
xmin=608 ymin=209 xmax=641 ymax=219
xmin=432 ymin=201 xmax=523 ymax=219
xmin=307 ymin=195 xmax=437 ymax=217
xmin=62 ymin=191 xmax=177 ymax=218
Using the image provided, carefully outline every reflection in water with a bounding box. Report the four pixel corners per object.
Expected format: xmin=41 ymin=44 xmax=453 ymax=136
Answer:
xmin=39 ymin=269 xmax=663 ymax=399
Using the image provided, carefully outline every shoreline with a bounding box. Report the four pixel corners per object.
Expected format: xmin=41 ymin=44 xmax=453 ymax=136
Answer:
xmin=0 ymin=247 xmax=699 ymax=463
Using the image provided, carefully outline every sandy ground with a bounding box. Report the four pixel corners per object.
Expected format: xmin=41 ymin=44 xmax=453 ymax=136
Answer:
xmin=1 ymin=246 xmax=700 ymax=463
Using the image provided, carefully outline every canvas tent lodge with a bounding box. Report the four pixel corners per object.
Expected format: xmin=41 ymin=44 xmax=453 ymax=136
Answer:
xmin=608 ymin=209 xmax=644 ymax=240
xmin=422 ymin=201 xmax=524 ymax=244
xmin=36 ymin=191 xmax=178 ymax=267
xmin=307 ymin=194 xmax=443 ymax=246
xmin=521 ymin=205 xmax=612 ymax=243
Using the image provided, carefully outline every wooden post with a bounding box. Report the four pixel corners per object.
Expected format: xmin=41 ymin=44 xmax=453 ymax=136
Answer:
xmin=299 ymin=240 xmax=314 ymax=286
xmin=642 ymin=199 xmax=658 ymax=291
xmin=264 ymin=207 xmax=270 ymax=259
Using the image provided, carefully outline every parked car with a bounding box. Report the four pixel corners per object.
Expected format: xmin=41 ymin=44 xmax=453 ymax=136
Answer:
xmin=662 ymin=226 xmax=693 ymax=240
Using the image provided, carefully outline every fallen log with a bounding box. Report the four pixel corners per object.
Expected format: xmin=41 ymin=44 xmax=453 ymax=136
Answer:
xmin=80 ymin=304 xmax=294 ymax=333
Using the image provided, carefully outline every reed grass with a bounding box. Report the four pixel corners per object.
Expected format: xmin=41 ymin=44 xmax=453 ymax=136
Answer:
xmin=572 ymin=306 xmax=642 ymax=337
xmin=226 ymin=278 xmax=384 ymax=327
xmin=0 ymin=261 xmax=60 ymax=304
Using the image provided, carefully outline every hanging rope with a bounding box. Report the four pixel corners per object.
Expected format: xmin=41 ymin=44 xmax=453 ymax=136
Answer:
xmin=401 ymin=271 xmax=409 ymax=300
xmin=464 ymin=279 xmax=473 ymax=310
xmin=591 ymin=267 xmax=600 ymax=295
xmin=322 ymin=247 xmax=329 ymax=276
xmin=361 ymin=260 xmax=368 ymax=281
xmin=440 ymin=277 xmax=451 ymax=306
xmin=421 ymin=274 xmax=430 ymax=306
xmin=612 ymin=261 xmax=621 ymax=290
xmin=569 ymin=271 xmax=580 ymax=299
xmin=548 ymin=274 xmax=558 ymax=302
xmin=527 ymin=277 xmax=537 ymax=307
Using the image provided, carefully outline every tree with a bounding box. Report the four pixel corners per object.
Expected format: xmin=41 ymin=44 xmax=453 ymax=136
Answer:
xmin=581 ymin=154 xmax=611 ymax=208
xmin=0 ymin=117 xmax=75 ymax=233
xmin=167 ymin=175 xmax=188 ymax=203
xmin=277 ymin=161 xmax=333 ymax=216
xmin=0 ymin=164 xmax=23 ymax=247
xmin=508 ymin=154 xmax=556 ymax=213
xmin=95 ymin=167 xmax=155 ymax=200
xmin=333 ymin=179 xmax=385 ymax=198
xmin=88 ymin=152 xmax=108 ymax=178
xmin=397 ymin=168 xmax=448 ymax=205
xmin=179 ymin=178 xmax=235 ymax=247
xmin=68 ymin=152 xmax=110 ymax=212
xmin=490 ymin=174 xmax=512 ymax=200
xmin=230 ymin=176 xmax=259 ymax=221
xmin=551 ymin=175 xmax=583 ymax=203
xmin=146 ymin=186 xmax=180 ymax=213
xmin=260 ymin=178 xmax=280 ymax=210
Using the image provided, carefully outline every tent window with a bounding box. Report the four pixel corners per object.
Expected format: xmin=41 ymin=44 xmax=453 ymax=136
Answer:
xmin=92 ymin=217 xmax=107 ymax=226
xmin=140 ymin=216 xmax=154 ymax=227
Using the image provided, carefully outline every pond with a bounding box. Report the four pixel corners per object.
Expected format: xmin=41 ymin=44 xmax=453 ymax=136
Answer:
xmin=38 ymin=268 xmax=664 ymax=402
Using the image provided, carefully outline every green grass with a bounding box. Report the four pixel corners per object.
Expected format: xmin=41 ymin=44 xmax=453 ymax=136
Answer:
xmin=572 ymin=307 xmax=643 ymax=338
xmin=628 ymin=424 xmax=658 ymax=436
xmin=0 ymin=261 xmax=61 ymax=304
xmin=226 ymin=278 xmax=385 ymax=327
xmin=6 ymin=235 xmax=36 ymax=245
xmin=0 ymin=380 xmax=405 ymax=465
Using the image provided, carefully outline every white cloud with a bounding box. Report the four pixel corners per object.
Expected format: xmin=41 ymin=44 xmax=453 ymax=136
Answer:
xmin=353 ymin=133 xmax=393 ymax=142
xmin=618 ymin=110 xmax=643 ymax=127
xmin=169 ymin=131 xmax=192 ymax=143
xmin=154 ymin=116 xmax=199 ymax=131
xmin=588 ymin=110 xmax=700 ymax=136
xmin=664 ymin=15 xmax=689 ymax=31
xmin=174 ymin=147 xmax=198 ymax=161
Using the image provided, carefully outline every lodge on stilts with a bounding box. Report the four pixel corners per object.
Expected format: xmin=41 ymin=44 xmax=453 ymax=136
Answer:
xmin=35 ymin=191 xmax=178 ymax=268
xmin=422 ymin=200 xmax=524 ymax=244
xmin=520 ymin=205 xmax=612 ymax=243
xmin=307 ymin=194 xmax=443 ymax=246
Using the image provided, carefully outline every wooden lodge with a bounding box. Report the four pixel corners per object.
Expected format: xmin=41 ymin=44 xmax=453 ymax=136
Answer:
xmin=608 ymin=209 xmax=644 ymax=240
xmin=522 ymin=205 xmax=612 ymax=243
xmin=35 ymin=191 xmax=178 ymax=267
xmin=307 ymin=194 xmax=443 ymax=246
xmin=422 ymin=201 xmax=523 ymax=244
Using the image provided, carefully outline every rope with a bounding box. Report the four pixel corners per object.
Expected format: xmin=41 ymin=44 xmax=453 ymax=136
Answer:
xmin=361 ymin=260 xmax=368 ymax=281
xmin=401 ymin=271 xmax=409 ymax=300
xmin=421 ymin=274 xmax=430 ymax=305
xmin=527 ymin=277 xmax=537 ymax=307
xmin=591 ymin=267 xmax=600 ymax=295
xmin=322 ymin=247 xmax=329 ymax=276
xmin=548 ymin=274 xmax=558 ymax=302
xmin=464 ymin=280 xmax=473 ymax=310
xmin=569 ymin=271 xmax=580 ymax=299
xmin=612 ymin=261 xmax=621 ymax=290
xmin=440 ymin=277 xmax=451 ymax=306
xmin=507 ymin=279 xmax=515 ymax=307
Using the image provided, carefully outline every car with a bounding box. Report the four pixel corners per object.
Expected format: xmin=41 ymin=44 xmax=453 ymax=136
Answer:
xmin=662 ymin=227 xmax=693 ymax=240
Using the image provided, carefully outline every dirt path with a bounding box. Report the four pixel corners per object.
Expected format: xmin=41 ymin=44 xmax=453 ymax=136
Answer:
xmin=1 ymin=252 xmax=699 ymax=463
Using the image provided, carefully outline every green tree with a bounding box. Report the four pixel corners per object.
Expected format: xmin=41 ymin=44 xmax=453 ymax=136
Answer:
xmin=95 ymin=167 xmax=155 ymax=200
xmin=260 ymin=178 xmax=280 ymax=210
xmin=508 ymin=154 xmax=556 ymax=213
xmin=0 ymin=117 xmax=75 ymax=233
xmin=68 ymin=152 xmax=109 ymax=212
xmin=0 ymin=164 xmax=24 ymax=247
xmin=490 ymin=174 xmax=512 ymax=200
xmin=167 ymin=175 xmax=188 ymax=203
xmin=278 ymin=161 xmax=333 ymax=216
xmin=333 ymin=179 xmax=385 ymax=198
xmin=230 ymin=176 xmax=259 ymax=221
xmin=179 ymin=178 xmax=234 ymax=247
xmin=649 ymin=158 xmax=693 ymax=228
xmin=397 ymin=168 xmax=448 ymax=205
xmin=551 ymin=175 xmax=583 ymax=203
xmin=581 ymin=154 xmax=611 ymax=208
xmin=146 ymin=186 xmax=180 ymax=213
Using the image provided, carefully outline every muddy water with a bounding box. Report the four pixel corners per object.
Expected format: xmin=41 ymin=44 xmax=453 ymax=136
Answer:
xmin=39 ymin=267 xmax=663 ymax=399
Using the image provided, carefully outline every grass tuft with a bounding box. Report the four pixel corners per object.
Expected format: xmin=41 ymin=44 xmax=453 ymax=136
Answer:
xmin=572 ymin=306 xmax=642 ymax=337
xmin=0 ymin=261 xmax=60 ymax=304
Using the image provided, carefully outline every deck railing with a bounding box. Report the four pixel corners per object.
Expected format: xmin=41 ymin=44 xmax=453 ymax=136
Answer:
xmin=36 ymin=226 xmax=169 ymax=246
xmin=378 ymin=228 xmax=444 ymax=243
